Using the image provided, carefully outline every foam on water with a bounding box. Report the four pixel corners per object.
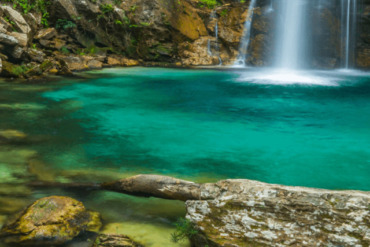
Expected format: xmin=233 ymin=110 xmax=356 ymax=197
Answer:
xmin=235 ymin=69 xmax=342 ymax=86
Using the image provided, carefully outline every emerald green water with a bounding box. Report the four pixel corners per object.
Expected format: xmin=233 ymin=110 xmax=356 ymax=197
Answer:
xmin=40 ymin=68 xmax=370 ymax=190
xmin=0 ymin=67 xmax=370 ymax=246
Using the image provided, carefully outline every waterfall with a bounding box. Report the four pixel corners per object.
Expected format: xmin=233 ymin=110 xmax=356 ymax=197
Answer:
xmin=274 ymin=0 xmax=309 ymax=69
xmin=341 ymin=0 xmax=357 ymax=69
xmin=235 ymin=0 xmax=257 ymax=66
xmin=267 ymin=0 xmax=274 ymax=12
xmin=208 ymin=11 xmax=222 ymax=65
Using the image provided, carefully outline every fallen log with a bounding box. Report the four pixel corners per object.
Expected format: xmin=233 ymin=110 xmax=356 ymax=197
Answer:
xmin=29 ymin=174 xmax=205 ymax=201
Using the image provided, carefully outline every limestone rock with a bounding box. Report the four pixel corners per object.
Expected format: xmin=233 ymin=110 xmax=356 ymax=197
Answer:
xmin=186 ymin=179 xmax=370 ymax=247
xmin=8 ymin=32 xmax=28 ymax=47
xmin=120 ymin=58 xmax=139 ymax=67
xmin=0 ymin=196 xmax=102 ymax=245
xmin=0 ymin=6 xmax=31 ymax=35
xmin=179 ymin=37 xmax=214 ymax=66
xmin=0 ymin=33 xmax=19 ymax=46
xmin=87 ymin=59 xmax=103 ymax=69
xmin=34 ymin=28 xmax=57 ymax=40
xmin=11 ymin=46 xmax=24 ymax=60
xmin=169 ymin=1 xmax=207 ymax=40
xmin=107 ymin=55 xmax=121 ymax=66
xmin=26 ymin=48 xmax=46 ymax=63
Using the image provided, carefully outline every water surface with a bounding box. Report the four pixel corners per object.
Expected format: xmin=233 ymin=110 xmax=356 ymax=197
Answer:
xmin=1 ymin=67 xmax=370 ymax=246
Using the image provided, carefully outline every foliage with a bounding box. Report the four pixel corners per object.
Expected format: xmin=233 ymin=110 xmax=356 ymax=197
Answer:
xmin=55 ymin=19 xmax=77 ymax=30
xmin=140 ymin=22 xmax=150 ymax=27
xmin=130 ymin=5 xmax=137 ymax=12
xmin=220 ymin=9 xmax=228 ymax=17
xmin=60 ymin=46 xmax=70 ymax=54
xmin=98 ymin=3 xmax=114 ymax=20
xmin=171 ymin=218 xmax=198 ymax=243
xmin=198 ymin=0 xmax=219 ymax=9
xmin=4 ymin=0 xmax=50 ymax=26
xmin=113 ymin=0 xmax=122 ymax=5
xmin=100 ymin=3 xmax=114 ymax=14
xmin=12 ymin=65 xmax=29 ymax=76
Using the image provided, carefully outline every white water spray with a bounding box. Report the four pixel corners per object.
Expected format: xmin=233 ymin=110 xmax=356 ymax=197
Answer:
xmin=274 ymin=0 xmax=308 ymax=69
xmin=235 ymin=0 xmax=257 ymax=66
xmin=342 ymin=0 xmax=357 ymax=69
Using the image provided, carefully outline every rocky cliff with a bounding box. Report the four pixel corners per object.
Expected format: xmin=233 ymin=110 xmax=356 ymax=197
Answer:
xmin=0 ymin=0 xmax=369 ymax=79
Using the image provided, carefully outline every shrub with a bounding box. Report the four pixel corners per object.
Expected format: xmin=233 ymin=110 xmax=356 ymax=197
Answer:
xmin=171 ymin=218 xmax=198 ymax=243
xmin=4 ymin=0 xmax=50 ymax=26
xmin=199 ymin=0 xmax=219 ymax=9
xmin=55 ymin=19 xmax=77 ymax=30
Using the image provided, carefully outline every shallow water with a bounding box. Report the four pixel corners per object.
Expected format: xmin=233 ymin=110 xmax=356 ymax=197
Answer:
xmin=0 ymin=67 xmax=370 ymax=245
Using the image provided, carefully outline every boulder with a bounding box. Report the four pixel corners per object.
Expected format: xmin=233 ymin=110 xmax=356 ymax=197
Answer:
xmin=0 ymin=196 xmax=102 ymax=245
xmin=186 ymin=179 xmax=370 ymax=247
xmin=8 ymin=32 xmax=28 ymax=47
xmin=0 ymin=33 xmax=19 ymax=46
xmin=10 ymin=46 xmax=24 ymax=60
xmin=0 ymin=6 xmax=31 ymax=35
xmin=34 ymin=28 xmax=57 ymax=40
xmin=26 ymin=48 xmax=46 ymax=63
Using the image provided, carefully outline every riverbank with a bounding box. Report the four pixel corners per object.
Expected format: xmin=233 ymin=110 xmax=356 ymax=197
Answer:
xmin=1 ymin=0 xmax=369 ymax=80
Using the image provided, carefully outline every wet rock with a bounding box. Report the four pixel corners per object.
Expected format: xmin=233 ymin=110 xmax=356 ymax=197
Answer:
xmin=93 ymin=234 xmax=141 ymax=247
xmin=120 ymin=58 xmax=139 ymax=67
xmin=0 ymin=33 xmax=19 ymax=46
xmin=179 ymin=37 xmax=214 ymax=66
xmin=186 ymin=179 xmax=370 ymax=247
xmin=0 ymin=129 xmax=27 ymax=143
xmin=87 ymin=59 xmax=103 ymax=69
xmin=0 ymin=196 xmax=102 ymax=245
xmin=34 ymin=28 xmax=57 ymax=40
xmin=107 ymin=56 xmax=121 ymax=66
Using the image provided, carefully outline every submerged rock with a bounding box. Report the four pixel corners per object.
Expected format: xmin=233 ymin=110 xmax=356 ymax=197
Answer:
xmin=0 ymin=129 xmax=27 ymax=143
xmin=93 ymin=234 xmax=141 ymax=247
xmin=0 ymin=196 xmax=102 ymax=245
xmin=186 ymin=179 xmax=370 ymax=247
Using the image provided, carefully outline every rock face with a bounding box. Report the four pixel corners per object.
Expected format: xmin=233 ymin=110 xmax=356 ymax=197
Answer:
xmin=0 ymin=0 xmax=369 ymax=78
xmin=0 ymin=196 xmax=102 ymax=245
xmin=186 ymin=179 xmax=370 ymax=247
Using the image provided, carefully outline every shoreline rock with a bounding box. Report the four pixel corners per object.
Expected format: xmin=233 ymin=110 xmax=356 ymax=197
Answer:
xmin=0 ymin=196 xmax=102 ymax=246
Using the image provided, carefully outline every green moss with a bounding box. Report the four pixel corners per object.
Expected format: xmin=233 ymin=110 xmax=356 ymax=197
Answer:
xmin=4 ymin=0 xmax=50 ymax=26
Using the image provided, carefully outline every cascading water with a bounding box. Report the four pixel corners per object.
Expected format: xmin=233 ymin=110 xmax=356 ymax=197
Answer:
xmin=208 ymin=11 xmax=222 ymax=65
xmin=233 ymin=0 xmax=359 ymax=72
xmin=274 ymin=0 xmax=310 ymax=69
xmin=235 ymin=0 xmax=257 ymax=66
xmin=341 ymin=0 xmax=357 ymax=69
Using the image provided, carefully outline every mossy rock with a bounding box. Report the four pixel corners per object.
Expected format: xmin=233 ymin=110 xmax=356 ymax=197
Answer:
xmin=0 ymin=61 xmax=18 ymax=78
xmin=0 ymin=196 xmax=102 ymax=245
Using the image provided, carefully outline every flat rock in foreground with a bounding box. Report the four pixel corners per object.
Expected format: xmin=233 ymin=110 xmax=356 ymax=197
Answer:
xmin=186 ymin=179 xmax=370 ymax=247
xmin=0 ymin=196 xmax=102 ymax=245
